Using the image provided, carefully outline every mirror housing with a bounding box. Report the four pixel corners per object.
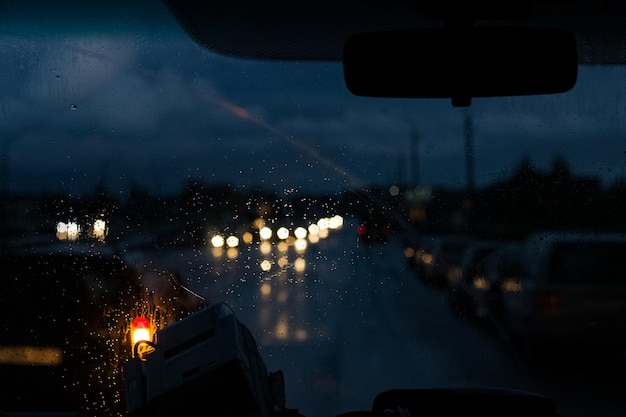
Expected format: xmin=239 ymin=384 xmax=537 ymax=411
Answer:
xmin=343 ymin=26 xmax=578 ymax=106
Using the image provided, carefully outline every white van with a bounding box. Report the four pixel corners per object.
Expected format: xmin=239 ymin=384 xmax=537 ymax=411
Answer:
xmin=499 ymin=232 xmax=626 ymax=361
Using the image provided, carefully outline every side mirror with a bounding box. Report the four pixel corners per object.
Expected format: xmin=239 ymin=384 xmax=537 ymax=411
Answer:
xmin=343 ymin=26 xmax=578 ymax=106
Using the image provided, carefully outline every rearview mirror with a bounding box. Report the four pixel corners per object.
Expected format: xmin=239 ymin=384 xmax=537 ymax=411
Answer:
xmin=343 ymin=26 xmax=578 ymax=106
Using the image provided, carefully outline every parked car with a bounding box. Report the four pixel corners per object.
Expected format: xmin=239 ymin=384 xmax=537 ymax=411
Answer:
xmin=419 ymin=235 xmax=471 ymax=288
xmin=404 ymin=234 xmax=438 ymax=272
xmin=446 ymin=239 xmax=502 ymax=316
xmin=499 ymin=232 xmax=626 ymax=362
xmin=452 ymin=242 xmax=526 ymax=324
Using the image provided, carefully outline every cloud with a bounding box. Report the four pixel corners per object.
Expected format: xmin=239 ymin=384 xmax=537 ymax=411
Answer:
xmin=27 ymin=38 xmax=133 ymax=103
xmin=3 ymin=34 xmax=626 ymax=196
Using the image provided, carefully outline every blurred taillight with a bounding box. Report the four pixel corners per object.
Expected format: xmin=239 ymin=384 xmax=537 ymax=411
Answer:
xmin=539 ymin=292 xmax=564 ymax=312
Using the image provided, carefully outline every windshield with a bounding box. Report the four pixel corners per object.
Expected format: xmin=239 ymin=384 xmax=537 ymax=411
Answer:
xmin=1 ymin=2 xmax=626 ymax=417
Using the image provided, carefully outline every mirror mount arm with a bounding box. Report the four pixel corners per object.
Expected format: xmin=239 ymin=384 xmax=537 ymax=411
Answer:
xmin=446 ymin=19 xmax=474 ymax=107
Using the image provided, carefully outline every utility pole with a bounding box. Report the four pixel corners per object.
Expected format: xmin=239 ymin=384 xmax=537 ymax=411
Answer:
xmin=410 ymin=128 xmax=420 ymax=188
xmin=464 ymin=111 xmax=475 ymax=194
xmin=0 ymin=138 xmax=16 ymax=195
xmin=396 ymin=153 xmax=406 ymax=188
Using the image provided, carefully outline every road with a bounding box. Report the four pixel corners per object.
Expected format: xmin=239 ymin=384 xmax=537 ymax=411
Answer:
xmin=125 ymin=218 xmax=626 ymax=417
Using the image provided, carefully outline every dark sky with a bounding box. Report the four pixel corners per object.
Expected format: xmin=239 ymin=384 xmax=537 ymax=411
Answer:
xmin=1 ymin=4 xmax=626 ymax=198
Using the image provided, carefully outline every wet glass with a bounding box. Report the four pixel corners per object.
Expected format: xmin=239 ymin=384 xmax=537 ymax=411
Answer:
xmin=1 ymin=2 xmax=626 ymax=417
